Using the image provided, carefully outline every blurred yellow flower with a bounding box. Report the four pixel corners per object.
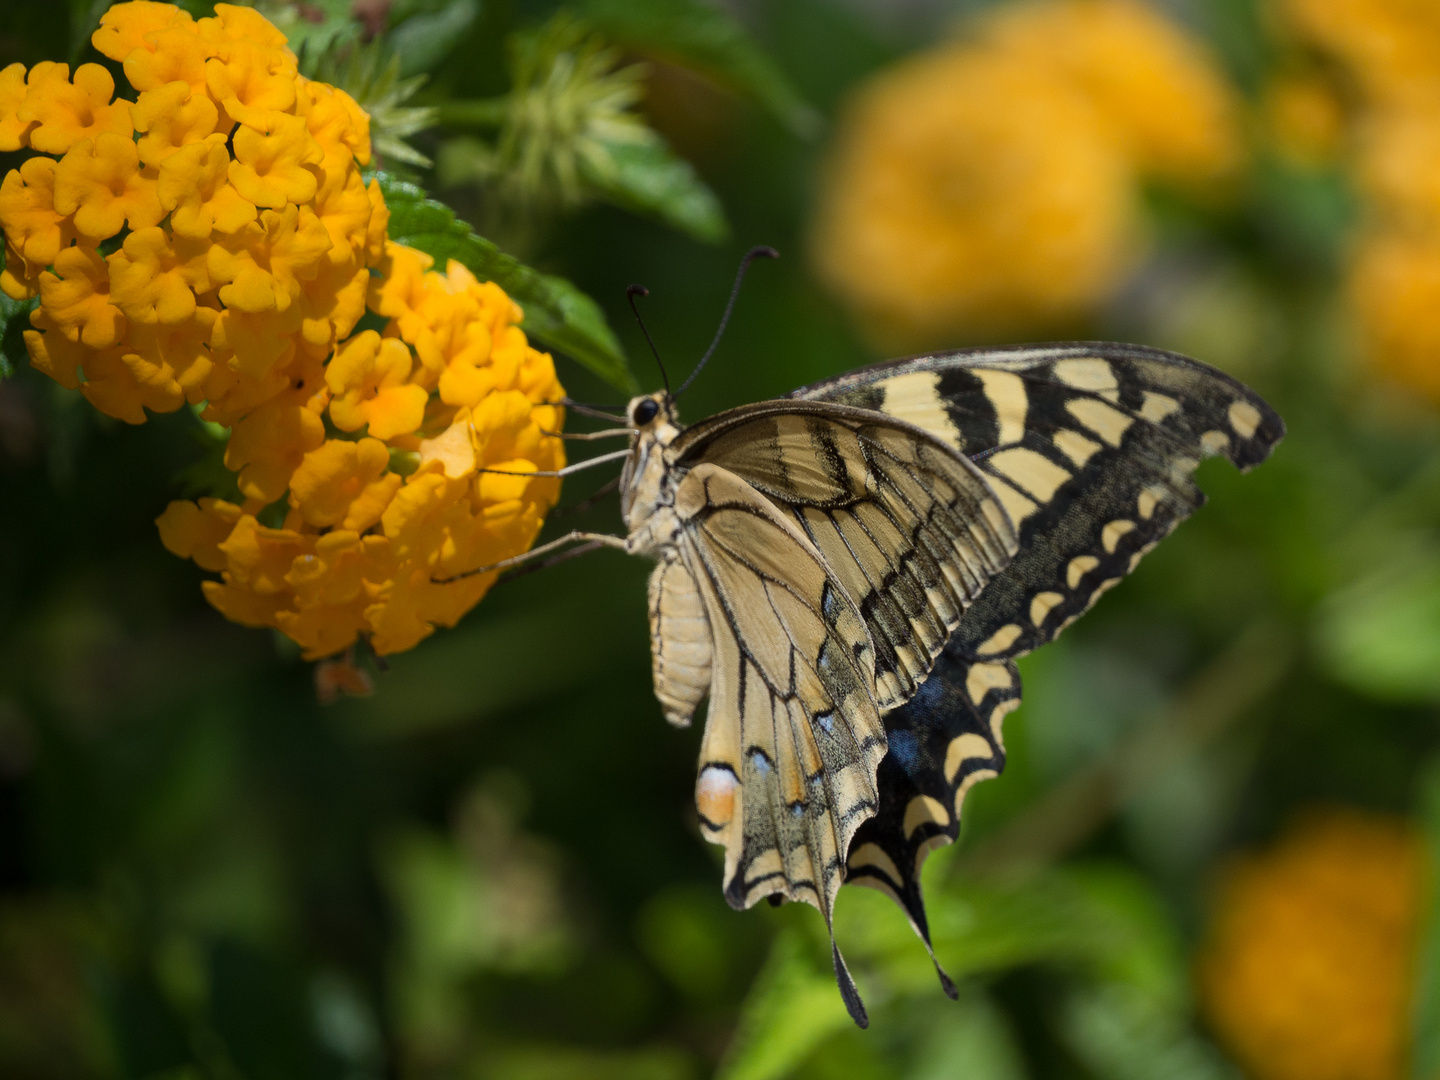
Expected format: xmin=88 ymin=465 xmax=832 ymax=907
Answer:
xmin=981 ymin=0 xmax=1243 ymax=190
xmin=0 ymin=1 xmax=567 ymax=661
xmin=1197 ymin=809 xmax=1426 ymax=1080
xmin=813 ymin=0 xmax=1243 ymax=348
xmin=1272 ymin=0 xmax=1440 ymax=402
xmin=1263 ymin=72 xmax=1347 ymax=167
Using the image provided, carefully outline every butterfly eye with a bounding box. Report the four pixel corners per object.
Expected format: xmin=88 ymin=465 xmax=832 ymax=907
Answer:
xmin=632 ymin=399 xmax=661 ymax=425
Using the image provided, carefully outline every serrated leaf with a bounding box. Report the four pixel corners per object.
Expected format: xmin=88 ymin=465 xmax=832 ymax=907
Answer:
xmin=376 ymin=174 xmax=636 ymax=392
xmin=580 ymin=0 xmax=819 ymax=137
xmin=583 ymin=135 xmax=727 ymax=244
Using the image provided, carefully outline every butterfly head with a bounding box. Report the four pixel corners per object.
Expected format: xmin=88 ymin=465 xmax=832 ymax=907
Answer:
xmin=620 ymin=392 xmax=681 ymax=530
xmin=626 ymin=392 xmax=679 ymax=432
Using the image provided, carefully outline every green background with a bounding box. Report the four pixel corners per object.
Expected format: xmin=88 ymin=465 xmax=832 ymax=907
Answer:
xmin=2 ymin=0 xmax=1438 ymax=1077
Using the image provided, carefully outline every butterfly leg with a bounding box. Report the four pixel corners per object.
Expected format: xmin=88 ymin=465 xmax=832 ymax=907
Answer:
xmin=432 ymin=530 xmax=629 ymax=582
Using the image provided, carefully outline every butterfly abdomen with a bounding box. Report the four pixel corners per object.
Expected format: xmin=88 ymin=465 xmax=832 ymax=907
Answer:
xmin=647 ymin=554 xmax=713 ymax=728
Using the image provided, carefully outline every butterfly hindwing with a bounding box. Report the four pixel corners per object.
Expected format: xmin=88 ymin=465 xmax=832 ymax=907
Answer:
xmin=670 ymin=462 xmax=888 ymax=1024
xmin=845 ymin=645 xmax=1018 ymax=989
xmin=792 ymin=343 xmax=1284 ymax=961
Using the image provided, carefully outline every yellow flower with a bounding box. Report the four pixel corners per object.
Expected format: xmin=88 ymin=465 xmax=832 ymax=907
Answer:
xmin=207 ymin=204 xmax=332 ymax=315
xmin=982 ymin=0 xmax=1243 ymax=190
xmin=132 ymin=80 xmax=222 ymax=167
xmin=0 ymin=156 xmax=71 ymax=296
xmin=297 ymin=79 xmax=371 ymax=169
xmin=216 ymin=514 xmax=309 ymax=594
xmin=36 ymin=246 xmax=126 ymax=349
xmin=106 ymin=226 xmax=210 ymax=325
xmin=312 ymin=165 xmax=374 ymax=266
xmin=289 ymin=438 xmax=403 ymax=530
xmin=53 ymin=132 xmax=164 ymax=242
xmin=79 ymin=340 xmax=182 ymax=422
xmin=812 ymin=0 xmax=1242 ymax=347
xmin=115 ymin=18 xmax=214 ymax=97
xmin=155 ymin=497 xmax=244 ymax=572
xmin=203 ymin=38 xmax=297 ymax=130
xmin=91 ymin=0 xmax=194 ymax=68
xmin=228 ymin=113 xmax=322 ymax=209
xmin=0 ymin=63 xmax=32 ymax=151
xmin=157 ymin=135 xmax=256 ymax=238
xmin=814 ymin=46 xmax=1135 ymax=346
xmin=224 ymin=388 xmax=327 ymax=503
xmin=1276 ymin=0 xmax=1440 ymax=109
xmin=21 ymin=318 xmax=84 ymax=390
xmin=1197 ymin=809 xmax=1425 ymax=1080
xmin=8 ymin=2 xmax=565 ymax=664
xmin=123 ymin=311 xmax=217 ymax=403
xmin=1350 ymin=229 xmax=1440 ymax=403
xmin=16 ymin=62 xmax=135 ymax=157
xmin=1263 ymin=72 xmax=1347 ymax=167
xmin=326 ymin=330 xmax=429 ymax=439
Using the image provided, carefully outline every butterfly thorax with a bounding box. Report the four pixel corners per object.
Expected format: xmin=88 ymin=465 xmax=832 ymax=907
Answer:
xmin=620 ymin=392 xmax=685 ymax=553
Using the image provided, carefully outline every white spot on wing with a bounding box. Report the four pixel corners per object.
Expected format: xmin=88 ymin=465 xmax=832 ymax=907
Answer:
xmin=1140 ymin=391 xmax=1181 ymax=424
xmin=975 ymin=369 xmax=1028 ymax=446
xmin=1102 ymin=519 xmax=1137 ymax=553
xmin=848 ymin=841 xmax=902 ymax=885
xmin=976 ymin=623 xmax=1023 ymax=657
xmin=881 ymin=370 xmax=962 ymax=448
xmin=1066 ymin=397 xmax=1132 ymax=447
xmin=1228 ymin=400 xmax=1262 ymax=440
xmin=903 ymin=794 xmax=952 ymax=837
xmin=944 ymin=732 xmax=994 ymax=782
xmin=1067 ymin=554 xmax=1099 ymax=589
xmin=1053 ymin=428 xmax=1102 ymax=468
xmin=1030 ymin=590 xmax=1064 ymax=626
xmin=966 ymin=661 xmax=1013 ymax=705
xmin=988 ymin=447 xmax=1071 ymax=502
xmin=1201 ymin=429 xmax=1230 ymax=455
xmin=1054 ymin=358 xmax=1119 ymax=401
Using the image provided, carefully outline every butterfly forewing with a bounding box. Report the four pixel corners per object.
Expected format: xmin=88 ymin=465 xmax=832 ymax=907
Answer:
xmin=669 ymin=402 xmax=1019 ymax=710
xmin=787 ymin=343 xmax=1284 ymax=961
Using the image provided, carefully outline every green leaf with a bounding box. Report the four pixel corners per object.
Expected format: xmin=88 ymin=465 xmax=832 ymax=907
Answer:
xmin=1059 ymin=984 xmax=1240 ymax=1080
xmin=716 ymin=927 xmax=852 ymax=1080
xmin=389 ymin=0 xmax=480 ymax=78
xmin=1314 ymin=537 xmax=1440 ymax=703
xmin=254 ymin=0 xmax=360 ymax=65
xmin=376 ymin=173 xmax=637 ymax=392
xmin=1412 ymin=757 xmax=1440 ymax=1080
xmin=583 ymin=135 xmax=728 ymax=244
xmin=579 ymin=0 xmax=820 ymax=137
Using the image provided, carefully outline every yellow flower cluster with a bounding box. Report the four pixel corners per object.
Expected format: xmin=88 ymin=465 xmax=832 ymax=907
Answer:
xmin=1274 ymin=0 xmax=1440 ymax=400
xmin=811 ymin=0 xmax=1243 ymax=350
xmin=0 ymin=2 xmax=566 ymax=659
xmin=1196 ymin=809 xmax=1426 ymax=1080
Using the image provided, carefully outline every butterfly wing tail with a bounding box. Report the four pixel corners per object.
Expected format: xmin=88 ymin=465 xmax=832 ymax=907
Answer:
xmin=844 ymin=648 xmax=1019 ymax=993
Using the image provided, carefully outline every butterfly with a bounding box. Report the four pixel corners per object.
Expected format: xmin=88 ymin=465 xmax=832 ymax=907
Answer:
xmin=483 ymin=262 xmax=1285 ymax=1028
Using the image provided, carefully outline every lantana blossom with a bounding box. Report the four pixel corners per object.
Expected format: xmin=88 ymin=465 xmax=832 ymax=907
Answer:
xmin=1 ymin=1 xmax=568 ymax=664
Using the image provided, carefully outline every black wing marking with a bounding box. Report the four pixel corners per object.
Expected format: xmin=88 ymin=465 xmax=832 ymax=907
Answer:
xmin=793 ymin=343 xmax=1284 ymax=983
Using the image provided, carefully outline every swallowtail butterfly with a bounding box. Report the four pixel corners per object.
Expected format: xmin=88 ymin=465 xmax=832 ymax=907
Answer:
xmin=500 ymin=311 xmax=1282 ymax=1026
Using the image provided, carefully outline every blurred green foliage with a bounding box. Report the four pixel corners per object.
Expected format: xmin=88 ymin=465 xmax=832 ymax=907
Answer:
xmin=4 ymin=0 xmax=1440 ymax=1078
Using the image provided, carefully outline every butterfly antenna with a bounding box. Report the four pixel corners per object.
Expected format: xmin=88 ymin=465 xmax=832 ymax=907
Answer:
xmin=627 ymin=285 xmax=670 ymax=395
xmin=675 ymin=245 xmax=779 ymax=398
